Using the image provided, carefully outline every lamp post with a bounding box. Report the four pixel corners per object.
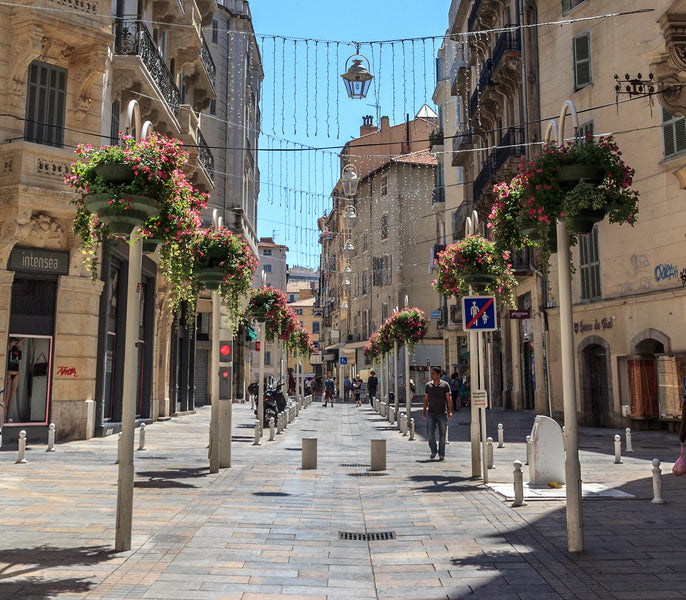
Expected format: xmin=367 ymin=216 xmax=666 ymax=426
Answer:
xmin=403 ymin=295 xmax=412 ymax=427
xmin=257 ymin=270 xmax=267 ymax=438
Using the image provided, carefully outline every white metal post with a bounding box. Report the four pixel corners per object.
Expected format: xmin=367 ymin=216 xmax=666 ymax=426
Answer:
xmin=466 ymin=212 xmax=481 ymax=478
xmin=209 ymin=290 xmax=220 ymax=473
xmin=257 ymin=271 xmax=266 ymax=436
xmin=478 ymin=330 xmax=488 ymax=484
xmin=393 ymin=340 xmax=399 ymax=415
xmin=115 ymin=232 xmax=142 ymax=552
xmin=404 ymin=296 xmax=412 ymax=424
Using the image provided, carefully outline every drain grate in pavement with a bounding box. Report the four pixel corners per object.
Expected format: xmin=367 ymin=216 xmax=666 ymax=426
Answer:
xmin=339 ymin=531 xmax=396 ymax=541
xmin=347 ymin=472 xmax=387 ymax=477
xmin=340 ymin=463 xmax=371 ymax=467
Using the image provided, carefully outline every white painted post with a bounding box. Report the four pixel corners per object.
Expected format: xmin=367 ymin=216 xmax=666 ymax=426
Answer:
xmin=46 ymin=423 xmax=56 ymax=452
xmin=253 ymin=420 xmax=261 ymax=445
xmin=512 ymin=460 xmax=526 ymax=507
xmin=497 ymin=423 xmax=504 ymax=448
xmin=209 ymin=289 xmax=221 ymax=473
xmin=302 ymin=438 xmax=317 ymax=469
xmin=478 ymin=330 xmax=488 ymax=484
xmin=651 ymin=458 xmax=665 ymax=504
xmin=525 ymin=434 xmax=532 ymax=465
xmin=269 ymin=418 xmax=275 ymax=441
xmin=487 ymin=437 xmax=494 ymax=469
xmin=625 ymin=428 xmax=633 ymax=453
xmin=401 ymin=412 xmax=408 ymax=435
xmin=403 ymin=296 xmax=412 ymax=427
xmin=393 ymin=339 xmax=399 ymax=416
xmin=614 ymin=434 xmax=622 ymax=464
xmin=389 ymin=406 xmax=395 ymax=425
xmin=115 ymin=432 xmax=122 ymax=464
xmin=371 ymin=439 xmax=386 ymax=471
xmin=137 ymin=423 xmax=146 ymax=451
xmin=219 ymin=400 xmax=231 ymax=468
xmin=16 ymin=430 xmax=27 ymax=464
xmin=409 ymin=418 xmax=415 ymax=441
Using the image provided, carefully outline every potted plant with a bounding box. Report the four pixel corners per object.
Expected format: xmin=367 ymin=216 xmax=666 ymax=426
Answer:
xmin=188 ymin=227 xmax=258 ymax=325
xmin=364 ymin=330 xmax=392 ymax=362
xmin=386 ymin=307 xmax=427 ymax=351
xmin=287 ymin=327 xmax=316 ymax=358
xmin=246 ymin=287 xmax=292 ymax=341
xmin=433 ymin=235 xmax=517 ymax=306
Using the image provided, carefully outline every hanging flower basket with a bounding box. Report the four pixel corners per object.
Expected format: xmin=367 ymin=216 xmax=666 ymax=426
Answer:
xmin=93 ymin=162 xmax=135 ymax=184
xmin=568 ymin=207 xmax=607 ymax=235
xmin=433 ymin=235 xmax=517 ymax=306
xmin=556 ymin=163 xmax=603 ymax=187
xmin=193 ymin=267 xmax=224 ymax=290
xmin=245 ymin=287 xmax=291 ymax=341
xmin=385 ymin=307 xmax=427 ymax=351
xmin=82 ymin=193 xmax=160 ymax=236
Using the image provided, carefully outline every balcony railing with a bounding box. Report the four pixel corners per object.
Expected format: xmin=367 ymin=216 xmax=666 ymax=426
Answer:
xmin=200 ymin=32 xmax=216 ymax=87
xmin=429 ymin=130 xmax=444 ymax=149
xmin=473 ymin=155 xmax=496 ymax=202
xmin=114 ymin=19 xmax=180 ymax=118
xmin=452 ymin=125 xmax=473 ymax=165
xmin=196 ymin=127 xmax=215 ymax=183
xmin=494 ymin=127 xmax=525 ymax=172
xmin=492 ymin=27 xmax=522 ymax=72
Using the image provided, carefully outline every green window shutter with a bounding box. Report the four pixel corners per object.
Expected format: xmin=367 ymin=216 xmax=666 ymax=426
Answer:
xmin=562 ymin=0 xmax=571 ymax=14
xmin=573 ymin=34 xmax=591 ymax=89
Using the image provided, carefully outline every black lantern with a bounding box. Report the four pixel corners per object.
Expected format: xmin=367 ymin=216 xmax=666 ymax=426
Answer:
xmin=341 ymin=54 xmax=373 ymax=100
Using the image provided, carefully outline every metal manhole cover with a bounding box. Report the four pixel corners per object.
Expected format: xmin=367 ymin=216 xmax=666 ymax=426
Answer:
xmin=348 ymin=472 xmax=387 ymax=477
xmin=340 ymin=463 xmax=371 ymax=467
xmin=339 ymin=531 xmax=396 ymax=541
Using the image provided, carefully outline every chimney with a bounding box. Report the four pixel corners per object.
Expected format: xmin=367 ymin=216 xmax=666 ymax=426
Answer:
xmin=380 ymin=116 xmax=390 ymax=131
xmin=360 ymin=115 xmax=377 ymax=136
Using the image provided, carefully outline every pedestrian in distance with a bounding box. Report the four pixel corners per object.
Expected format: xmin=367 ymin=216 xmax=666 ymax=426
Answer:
xmin=423 ymin=366 xmax=452 ymax=461
xmin=323 ymin=373 xmax=336 ymax=407
xmin=343 ymin=375 xmax=351 ymax=402
xmin=353 ymin=376 xmax=362 ymax=406
xmin=450 ymin=371 xmax=461 ymax=412
xmin=367 ymin=370 xmax=378 ymax=403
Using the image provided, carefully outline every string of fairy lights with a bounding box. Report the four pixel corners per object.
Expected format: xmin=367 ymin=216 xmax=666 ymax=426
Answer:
xmin=0 ymin=0 xmax=657 ymax=267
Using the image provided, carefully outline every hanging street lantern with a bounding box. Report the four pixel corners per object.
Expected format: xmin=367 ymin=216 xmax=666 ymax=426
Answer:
xmin=340 ymin=164 xmax=360 ymax=197
xmin=343 ymin=239 xmax=354 ymax=257
xmin=342 ymin=204 xmax=357 ymax=230
xmin=341 ymin=53 xmax=374 ymax=100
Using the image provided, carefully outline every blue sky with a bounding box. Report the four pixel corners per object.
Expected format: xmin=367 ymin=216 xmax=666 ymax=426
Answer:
xmin=248 ymin=0 xmax=451 ymax=269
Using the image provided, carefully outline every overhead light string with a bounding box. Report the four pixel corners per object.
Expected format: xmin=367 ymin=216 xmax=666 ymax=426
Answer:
xmin=336 ymin=41 xmax=341 ymax=138
xmin=293 ymin=38 xmax=297 ymax=135
xmin=305 ymin=39 xmax=310 ymax=137
xmin=314 ymin=40 xmax=319 ymax=136
xmin=326 ymin=41 xmax=331 ymax=138
xmin=281 ymin=37 xmax=286 ymax=135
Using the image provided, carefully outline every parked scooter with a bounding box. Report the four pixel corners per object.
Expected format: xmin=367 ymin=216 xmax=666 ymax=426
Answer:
xmin=255 ymin=382 xmax=287 ymax=427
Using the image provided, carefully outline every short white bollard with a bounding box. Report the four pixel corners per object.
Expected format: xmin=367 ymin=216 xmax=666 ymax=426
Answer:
xmin=651 ymin=458 xmax=665 ymax=504
xmin=389 ymin=407 xmax=395 ymax=425
xmin=401 ymin=413 xmax=408 ymax=435
xmin=371 ymin=439 xmax=386 ymax=471
xmin=625 ymin=427 xmax=633 ymax=453
xmin=46 ymin=423 xmax=56 ymax=452
xmin=269 ymin=418 xmax=275 ymax=441
xmin=497 ymin=423 xmax=504 ymax=448
xmin=115 ymin=432 xmax=122 ymax=464
xmin=614 ymin=434 xmax=622 ymax=464
xmin=525 ymin=434 xmax=532 ymax=465
xmin=512 ymin=460 xmax=526 ymax=507
xmin=302 ymin=438 xmax=317 ymax=470
xmin=409 ymin=418 xmax=415 ymax=441
xmin=137 ymin=423 xmax=147 ymax=451
xmin=16 ymin=430 xmax=27 ymax=464
xmin=487 ymin=437 xmax=494 ymax=469
xmin=253 ymin=420 xmax=261 ymax=445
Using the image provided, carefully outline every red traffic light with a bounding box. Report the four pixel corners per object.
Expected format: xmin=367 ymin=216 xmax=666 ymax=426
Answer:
xmin=219 ymin=342 xmax=231 ymax=358
xmin=220 ymin=369 xmax=230 ymax=379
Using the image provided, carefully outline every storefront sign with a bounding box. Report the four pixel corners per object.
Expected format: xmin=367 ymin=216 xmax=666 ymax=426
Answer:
xmin=8 ymin=247 xmax=70 ymax=275
xmin=574 ymin=317 xmax=614 ymax=334
xmin=508 ymin=309 xmax=531 ymax=319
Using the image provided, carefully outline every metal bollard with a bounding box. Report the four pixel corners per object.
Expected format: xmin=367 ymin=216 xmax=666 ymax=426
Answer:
xmin=497 ymin=423 xmax=504 ymax=448
xmin=46 ymin=423 xmax=56 ymax=452
xmin=371 ymin=439 xmax=386 ymax=471
xmin=16 ymin=430 xmax=27 ymax=464
xmin=302 ymin=438 xmax=317 ymax=470
xmin=409 ymin=418 xmax=415 ymax=441
xmin=115 ymin=432 xmax=122 ymax=464
xmin=253 ymin=420 xmax=261 ymax=445
xmin=512 ymin=460 xmax=526 ymax=507
xmin=487 ymin=437 xmax=494 ymax=469
xmin=525 ymin=434 xmax=532 ymax=465
xmin=614 ymin=434 xmax=622 ymax=464
xmin=269 ymin=418 xmax=275 ymax=441
xmin=651 ymin=458 xmax=665 ymax=504
xmin=625 ymin=427 xmax=633 ymax=453
xmin=137 ymin=423 xmax=147 ymax=451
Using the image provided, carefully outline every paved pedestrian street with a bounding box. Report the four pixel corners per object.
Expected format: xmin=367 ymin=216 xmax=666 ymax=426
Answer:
xmin=1 ymin=400 xmax=686 ymax=600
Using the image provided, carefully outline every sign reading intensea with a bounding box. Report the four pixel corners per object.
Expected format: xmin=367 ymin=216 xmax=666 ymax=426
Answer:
xmin=8 ymin=247 xmax=70 ymax=275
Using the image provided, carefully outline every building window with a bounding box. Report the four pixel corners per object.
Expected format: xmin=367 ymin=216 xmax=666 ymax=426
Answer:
xmin=578 ymin=120 xmax=594 ymax=142
xmin=562 ymin=0 xmax=586 ymax=15
xmin=263 ymin=264 xmax=272 ymax=272
xmin=362 ymin=270 xmax=369 ymax=294
xmin=264 ymin=351 xmax=271 ymax=366
xmin=312 ymin=321 xmax=320 ymax=334
xmin=663 ymin=110 xmax=686 ymax=158
xmin=381 ymin=213 xmax=389 ymax=239
xmin=294 ymin=308 xmax=304 ymax=316
xmin=263 ymin=249 xmax=272 ymax=256
xmin=110 ymin=99 xmax=120 ymax=145
xmin=573 ymin=33 xmax=591 ymax=90
xmin=209 ymin=99 xmax=216 ymax=115
xmin=25 ymin=61 xmax=67 ymax=147
xmin=381 ymin=174 xmax=388 ymax=196
xmin=211 ymin=19 xmax=219 ymax=44
xmin=579 ymin=227 xmax=601 ymax=301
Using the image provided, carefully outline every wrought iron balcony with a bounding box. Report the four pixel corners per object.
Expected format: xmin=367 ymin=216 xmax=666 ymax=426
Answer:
xmin=452 ymin=125 xmax=473 ymax=166
xmin=472 ymin=155 xmax=496 ymax=203
xmin=467 ymin=0 xmax=482 ymax=31
xmin=196 ymin=127 xmax=215 ymax=183
xmin=429 ymin=130 xmax=444 ymax=149
xmin=114 ymin=19 xmax=180 ymax=118
xmin=494 ymin=127 xmax=525 ymax=173
xmin=200 ymin=32 xmax=216 ymax=87
xmin=473 ymin=128 xmax=526 ymax=203
xmin=492 ymin=27 xmax=522 ymax=72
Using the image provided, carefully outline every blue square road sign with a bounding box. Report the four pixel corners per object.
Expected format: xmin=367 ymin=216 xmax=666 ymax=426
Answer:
xmin=462 ymin=296 xmax=497 ymax=332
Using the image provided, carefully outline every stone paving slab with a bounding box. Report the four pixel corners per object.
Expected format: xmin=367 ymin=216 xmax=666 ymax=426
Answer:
xmin=1 ymin=400 xmax=686 ymax=599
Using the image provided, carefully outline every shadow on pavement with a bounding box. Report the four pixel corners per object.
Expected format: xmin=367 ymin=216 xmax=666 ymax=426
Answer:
xmin=408 ymin=473 xmax=475 ymax=494
xmin=134 ymin=466 xmax=208 ymax=488
xmin=0 ymin=544 xmax=114 ymax=599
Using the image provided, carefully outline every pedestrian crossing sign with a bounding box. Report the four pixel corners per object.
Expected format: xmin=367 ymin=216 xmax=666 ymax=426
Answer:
xmin=462 ymin=296 xmax=497 ymax=332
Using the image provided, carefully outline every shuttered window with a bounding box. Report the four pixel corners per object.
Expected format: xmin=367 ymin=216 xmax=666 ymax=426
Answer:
xmin=24 ymin=61 xmax=67 ymax=147
xmin=562 ymin=0 xmax=586 ymax=15
xmin=573 ymin=33 xmax=591 ymax=90
xmin=663 ymin=110 xmax=686 ymax=158
xmin=579 ymin=227 xmax=601 ymax=301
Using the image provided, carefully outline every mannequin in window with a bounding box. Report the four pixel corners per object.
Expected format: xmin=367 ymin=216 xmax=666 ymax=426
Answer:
xmin=3 ymin=337 xmax=24 ymax=420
